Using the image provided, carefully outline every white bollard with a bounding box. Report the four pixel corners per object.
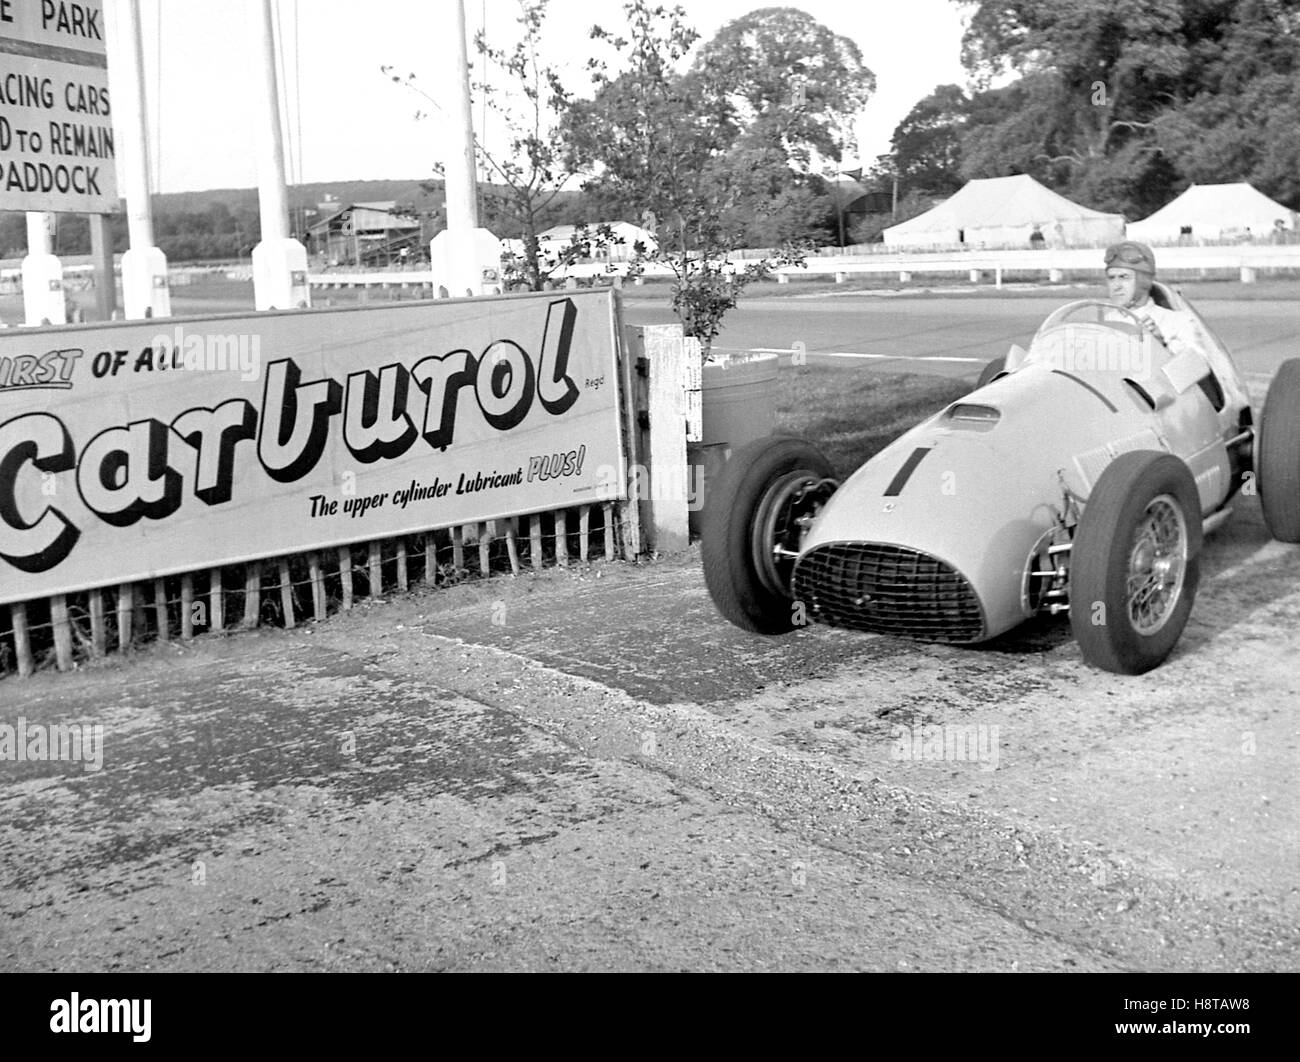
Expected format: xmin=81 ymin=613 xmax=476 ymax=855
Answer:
xmin=1240 ymin=265 xmax=1257 ymax=284
xmin=251 ymin=238 xmax=311 ymax=310
xmin=22 ymin=212 xmax=66 ymax=326
xmin=121 ymin=246 xmax=172 ymax=319
xmin=776 ymin=273 xmax=789 ymax=284
xmin=1049 ymin=268 xmax=1064 ymax=283
xmin=899 ymin=271 xmax=912 ymax=283
xmin=969 ymin=268 xmax=981 ymax=284
xmin=835 ymin=271 xmax=847 ymax=284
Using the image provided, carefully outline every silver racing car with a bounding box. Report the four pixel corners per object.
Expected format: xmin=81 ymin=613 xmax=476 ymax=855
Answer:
xmin=702 ymin=283 xmax=1300 ymax=673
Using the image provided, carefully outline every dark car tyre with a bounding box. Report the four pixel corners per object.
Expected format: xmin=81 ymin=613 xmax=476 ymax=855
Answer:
xmin=1257 ymin=358 xmax=1300 ymax=543
xmin=976 ymin=356 xmax=1006 ymax=390
xmin=702 ymin=436 xmax=835 ymax=635
xmin=1069 ymin=451 xmax=1202 ymax=675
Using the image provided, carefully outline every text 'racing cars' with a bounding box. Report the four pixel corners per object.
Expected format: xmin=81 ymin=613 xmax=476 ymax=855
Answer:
xmin=702 ymin=284 xmax=1300 ymax=674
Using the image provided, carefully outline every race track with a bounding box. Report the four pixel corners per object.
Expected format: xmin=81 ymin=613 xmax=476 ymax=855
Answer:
xmin=624 ymin=289 xmax=1300 ymax=383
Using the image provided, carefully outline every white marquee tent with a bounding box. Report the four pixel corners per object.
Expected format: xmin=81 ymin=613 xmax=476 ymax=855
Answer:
xmin=1126 ymin=183 xmax=1297 ymax=243
xmin=882 ymin=174 xmax=1125 ymax=249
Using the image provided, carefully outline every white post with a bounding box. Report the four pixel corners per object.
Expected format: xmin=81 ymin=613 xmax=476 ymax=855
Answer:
xmin=246 ymin=0 xmax=311 ymax=310
xmin=110 ymin=0 xmax=171 ymax=320
xmin=445 ymin=0 xmax=478 ymax=233
xmin=22 ymin=212 xmax=67 ymax=326
xmin=428 ymin=0 xmax=502 ymax=297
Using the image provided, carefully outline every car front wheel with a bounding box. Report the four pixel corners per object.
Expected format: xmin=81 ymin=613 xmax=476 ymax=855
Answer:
xmin=1257 ymin=358 xmax=1300 ymax=542
xmin=702 ymin=436 xmax=835 ymax=634
xmin=1069 ymin=451 xmax=1202 ymax=674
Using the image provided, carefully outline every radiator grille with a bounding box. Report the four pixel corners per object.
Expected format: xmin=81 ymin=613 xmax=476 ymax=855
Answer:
xmin=792 ymin=543 xmax=985 ymax=643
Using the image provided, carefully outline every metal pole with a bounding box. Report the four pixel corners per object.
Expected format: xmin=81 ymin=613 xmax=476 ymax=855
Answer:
xmin=110 ymin=0 xmax=170 ymax=319
xmin=118 ymin=0 xmax=153 ymax=251
xmin=250 ymin=0 xmax=290 ymax=244
xmin=246 ymin=0 xmax=311 ymax=309
xmin=445 ymin=0 xmax=479 ymax=232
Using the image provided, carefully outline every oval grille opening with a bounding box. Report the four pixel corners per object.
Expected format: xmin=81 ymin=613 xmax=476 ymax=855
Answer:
xmin=792 ymin=543 xmax=985 ymax=643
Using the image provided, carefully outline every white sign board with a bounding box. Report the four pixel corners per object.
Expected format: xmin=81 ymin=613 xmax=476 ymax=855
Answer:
xmin=0 ymin=290 xmax=627 ymax=604
xmin=0 ymin=0 xmax=117 ymax=213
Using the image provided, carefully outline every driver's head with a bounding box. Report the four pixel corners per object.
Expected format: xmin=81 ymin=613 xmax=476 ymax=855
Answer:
xmin=1104 ymin=241 xmax=1156 ymax=309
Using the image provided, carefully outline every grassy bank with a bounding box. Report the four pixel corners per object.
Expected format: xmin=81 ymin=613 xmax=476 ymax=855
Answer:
xmin=774 ymin=363 xmax=972 ymax=476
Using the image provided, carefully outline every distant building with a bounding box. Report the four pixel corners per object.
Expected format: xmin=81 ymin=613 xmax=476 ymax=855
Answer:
xmin=536 ymin=222 xmax=658 ymax=263
xmin=307 ymin=201 xmax=423 ymax=266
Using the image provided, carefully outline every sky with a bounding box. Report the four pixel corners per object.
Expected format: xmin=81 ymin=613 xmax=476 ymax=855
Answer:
xmin=108 ymin=0 xmax=973 ymax=194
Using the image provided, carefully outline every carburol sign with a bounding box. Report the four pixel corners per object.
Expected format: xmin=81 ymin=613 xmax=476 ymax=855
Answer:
xmin=0 ymin=290 xmax=627 ymax=604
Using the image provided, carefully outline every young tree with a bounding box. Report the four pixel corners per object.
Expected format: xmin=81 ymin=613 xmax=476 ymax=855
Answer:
xmin=384 ymin=0 xmax=602 ymax=290
xmin=563 ymin=2 xmax=824 ymax=353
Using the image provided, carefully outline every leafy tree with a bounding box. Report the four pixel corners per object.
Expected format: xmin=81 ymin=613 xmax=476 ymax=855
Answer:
xmin=951 ymin=0 xmax=1300 ymax=213
xmin=689 ymin=6 xmax=876 ymax=168
xmin=890 ymin=84 xmax=969 ymax=195
xmin=565 ymin=2 xmax=877 ymax=349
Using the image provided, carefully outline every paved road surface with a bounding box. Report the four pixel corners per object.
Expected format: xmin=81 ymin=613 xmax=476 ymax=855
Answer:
xmin=3 ymin=494 xmax=1296 ymax=971
xmin=624 ymin=290 xmax=1300 ymax=383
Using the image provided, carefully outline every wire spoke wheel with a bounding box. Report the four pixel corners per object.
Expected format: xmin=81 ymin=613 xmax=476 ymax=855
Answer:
xmin=750 ymin=473 xmax=836 ymax=598
xmin=1123 ymin=495 xmax=1187 ymax=636
xmin=702 ymin=437 xmax=836 ymax=635
xmin=1069 ymin=451 xmax=1201 ymax=674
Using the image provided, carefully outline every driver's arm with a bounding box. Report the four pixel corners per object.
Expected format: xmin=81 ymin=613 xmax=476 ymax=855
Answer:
xmin=1157 ymin=310 xmax=1204 ymax=359
xmin=1139 ymin=307 xmax=1202 ymax=358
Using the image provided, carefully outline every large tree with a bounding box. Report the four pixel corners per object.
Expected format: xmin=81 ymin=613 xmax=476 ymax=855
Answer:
xmin=689 ymin=7 xmax=876 ymax=169
xmin=951 ymin=0 xmax=1300 ymax=213
xmin=890 ymin=84 xmax=969 ymax=195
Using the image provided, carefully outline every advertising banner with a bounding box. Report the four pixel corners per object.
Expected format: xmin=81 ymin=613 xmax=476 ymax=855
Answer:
xmin=0 ymin=0 xmax=117 ymax=213
xmin=0 ymin=289 xmax=626 ymax=605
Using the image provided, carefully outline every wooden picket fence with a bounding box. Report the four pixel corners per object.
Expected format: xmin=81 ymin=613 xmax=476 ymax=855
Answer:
xmin=0 ymin=502 xmax=624 ymax=679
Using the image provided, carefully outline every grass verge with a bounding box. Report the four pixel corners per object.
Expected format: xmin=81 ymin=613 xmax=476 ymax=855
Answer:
xmin=774 ymin=363 xmax=973 ymax=476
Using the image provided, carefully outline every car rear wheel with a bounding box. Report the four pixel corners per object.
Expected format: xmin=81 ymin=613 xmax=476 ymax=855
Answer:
xmin=702 ymin=436 xmax=835 ymax=634
xmin=975 ymin=356 xmax=1005 ymax=390
xmin=1257 ymin=358 xmax=1300 ymax=542
xmin=1069 ymin=452 xmax=1202 ymax=674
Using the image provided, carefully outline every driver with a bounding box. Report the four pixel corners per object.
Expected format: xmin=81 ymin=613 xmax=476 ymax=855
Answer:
xmin=1103 ymin=241 xmax=1201 ymax=357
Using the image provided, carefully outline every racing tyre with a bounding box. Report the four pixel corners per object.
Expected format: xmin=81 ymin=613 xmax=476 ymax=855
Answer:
xmin=702 ymin=436 xmax=835 ymax=634
xmin=1257 ymin=358 xmax=1300 ymax=542
xmin=1069 ymin=452 xmax=1202 ymax=675
xmin=975 ymin=356 xmax=1006 ymax=390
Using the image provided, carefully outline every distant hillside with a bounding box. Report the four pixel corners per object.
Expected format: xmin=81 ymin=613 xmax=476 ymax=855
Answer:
xmin=156 ymin=178 xmax=446 ymax=215
xmin=0 ymin=178 xmax=591 ymax=260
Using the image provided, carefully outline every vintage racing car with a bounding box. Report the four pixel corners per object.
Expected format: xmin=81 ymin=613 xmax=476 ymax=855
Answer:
xmin=702 ymin=283 xmax=1300 ymax=674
